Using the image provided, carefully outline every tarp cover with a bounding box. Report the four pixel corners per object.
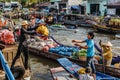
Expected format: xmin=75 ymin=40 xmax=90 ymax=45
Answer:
xmin=71 ymin=5 xmax=80 ymax=10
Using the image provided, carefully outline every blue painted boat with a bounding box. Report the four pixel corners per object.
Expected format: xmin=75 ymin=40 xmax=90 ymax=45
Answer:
xmin=57 ymin=58 xmax=120 ymax=80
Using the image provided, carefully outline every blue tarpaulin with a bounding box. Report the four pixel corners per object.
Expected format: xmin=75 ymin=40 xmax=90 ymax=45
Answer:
xmin=71 ymin=5 xmax=80 ymax=10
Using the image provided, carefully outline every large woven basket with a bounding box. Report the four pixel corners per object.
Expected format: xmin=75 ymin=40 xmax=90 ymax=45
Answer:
xmin=79 ymin=56 xmax=86 ymax=61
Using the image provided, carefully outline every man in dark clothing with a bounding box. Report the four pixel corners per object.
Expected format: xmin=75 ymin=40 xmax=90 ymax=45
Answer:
xmin=11 ymin=20 xmax=38 ymax=70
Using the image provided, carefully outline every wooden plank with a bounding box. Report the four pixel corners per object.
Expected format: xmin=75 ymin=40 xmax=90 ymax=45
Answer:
xmin=50 ymin=67 xmax=77 ymax=80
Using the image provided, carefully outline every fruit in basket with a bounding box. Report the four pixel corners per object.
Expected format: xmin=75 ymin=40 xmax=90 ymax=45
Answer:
xmin=108 ymin=18 xmax=120 ymax=27
xmin=36 ymin=24 xmax=49 ymax=36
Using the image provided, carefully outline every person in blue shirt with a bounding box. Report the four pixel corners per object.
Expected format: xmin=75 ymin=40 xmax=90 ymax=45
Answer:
xmin=72 ymin=32 xmax=96 ymax=80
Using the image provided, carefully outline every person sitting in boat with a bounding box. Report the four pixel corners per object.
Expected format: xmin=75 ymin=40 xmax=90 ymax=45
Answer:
xmin=99 ymin=40 xmax=113 ymax=66
xmin=11 ymin=20 xmax=39 ymax=70
xmin=72 ymin=32 xmax=96 ymax=80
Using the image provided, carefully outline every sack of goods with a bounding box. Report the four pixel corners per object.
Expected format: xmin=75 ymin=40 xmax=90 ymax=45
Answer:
xmin=0 ymin=29 xmax=15 ymax=44
xmin=36 ymin=24 xmax=49 ymax=36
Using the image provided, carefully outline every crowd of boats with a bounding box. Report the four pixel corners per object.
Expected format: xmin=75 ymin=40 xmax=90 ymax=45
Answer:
xmin=0 ymin=9 xmax=120 ymax=80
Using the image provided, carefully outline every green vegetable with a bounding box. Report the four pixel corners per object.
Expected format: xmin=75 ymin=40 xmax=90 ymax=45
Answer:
xmin=77 ymin=50 xmax=87 ymax=56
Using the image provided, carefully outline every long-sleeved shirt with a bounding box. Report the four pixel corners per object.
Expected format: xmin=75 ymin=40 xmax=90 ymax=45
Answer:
xmin=19 ymin=26 xmax=38 ymax=43
xmin=102 ymin=46 xmax=112 ymax=61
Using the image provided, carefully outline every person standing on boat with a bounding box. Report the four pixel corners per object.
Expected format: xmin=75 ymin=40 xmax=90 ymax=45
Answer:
xmin=72 ymin=32 xmax=96 ymax=80
xmin=11 ymin=20 xmax=38 ymax=70
xmin=99 ymin=41 xmax=113 ymax=66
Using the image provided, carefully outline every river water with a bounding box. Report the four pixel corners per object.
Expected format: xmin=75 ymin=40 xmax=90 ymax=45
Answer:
xmin=29 ymin=27 xmax=120 ymax=80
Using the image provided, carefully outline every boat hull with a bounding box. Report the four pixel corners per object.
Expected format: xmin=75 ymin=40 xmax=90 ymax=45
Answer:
xmin=28 ymin=47 xmax=120 ymax=78
xmin=94 ymin=25 xmax=120 ymax=34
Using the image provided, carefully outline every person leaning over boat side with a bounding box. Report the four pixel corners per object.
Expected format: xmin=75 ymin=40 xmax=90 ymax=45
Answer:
xmin=99 ymin=40 xmax=113 ymax=66
xmin=72 ymin=32 xmax=96 ymax=80
xmin=11 ymin=20 xmax=38 ymax=70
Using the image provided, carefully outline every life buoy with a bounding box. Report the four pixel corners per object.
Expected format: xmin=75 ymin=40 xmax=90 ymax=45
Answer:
xmin=11 ymin=66 xmax=25 ymax=79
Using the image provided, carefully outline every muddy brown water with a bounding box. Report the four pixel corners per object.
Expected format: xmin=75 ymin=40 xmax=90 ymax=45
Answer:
xmin=29 ymin=27 xmax=120 ymax=80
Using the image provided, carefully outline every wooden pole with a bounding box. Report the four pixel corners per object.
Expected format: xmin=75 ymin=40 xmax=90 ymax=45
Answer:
xmin=99 ymin=40 xmax=105 ymax=73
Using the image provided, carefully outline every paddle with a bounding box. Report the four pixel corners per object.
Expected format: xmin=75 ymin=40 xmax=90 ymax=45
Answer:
xmin=99 ymin=40 xmax=105 ymax=73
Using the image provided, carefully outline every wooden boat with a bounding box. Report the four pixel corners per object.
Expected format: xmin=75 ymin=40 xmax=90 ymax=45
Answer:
xmin=49 ymin=24 xmax=78 ymax=31
xmin=50 ymin=67 xmax=77 ymax=80
xmin=94 ymin=24 xmax=120 ymax=34
xmin=0 ymin=43 xmax=31 ymax=80
xmin=86 ymin=20 xmax=120 ymax=34
xmin=57 ymin=58 xmax=120 ymax=80
xmin=28 ymin=46 xmax=120 ymax=78
xmin=63 ymin=14 xmax=93 ymax=27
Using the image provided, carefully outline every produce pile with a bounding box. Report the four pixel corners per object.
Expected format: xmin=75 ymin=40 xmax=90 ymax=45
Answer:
xmin=108 ymin=18 xmax=120 ymax=28
xmin=72 ymin=49 xmax=87 ymax=59
xmin=0 ymin=29 xmax=15 ymax=44
xmin=49 ymin=46 xmax=80 ymax=57
xmin=28 ymin=36 xmax=57 ymax=51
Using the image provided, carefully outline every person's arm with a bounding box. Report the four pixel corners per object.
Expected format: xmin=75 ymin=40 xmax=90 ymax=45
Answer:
xmin=103 ymin=51 xmax=111 ymax=56
xmin=72 ymin=40 xmax=85 ymax=43
xmin=27 ymin=25 xmax=39 ymax=31
xmin=22 ymin=28 xmax=36 ymax=35
xmin=74 ymin=43 xmax=88 ymax=49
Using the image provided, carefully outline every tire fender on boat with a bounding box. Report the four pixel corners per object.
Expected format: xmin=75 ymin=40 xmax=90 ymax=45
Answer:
xmin=12 ymin=66 xmax=25 ymax=79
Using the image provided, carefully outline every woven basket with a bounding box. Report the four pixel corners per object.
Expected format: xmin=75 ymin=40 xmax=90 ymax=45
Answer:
xmin=79 ymin=56 xmax=86 ymax=61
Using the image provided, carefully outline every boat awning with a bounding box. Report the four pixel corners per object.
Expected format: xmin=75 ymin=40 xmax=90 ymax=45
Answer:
xmin=104 ymin=2 xmax=120 ymax=8
xmin=36 ymin=2 xmax=50 ymax=7
xmin=71 ymin=5 xmax=80 ymax=10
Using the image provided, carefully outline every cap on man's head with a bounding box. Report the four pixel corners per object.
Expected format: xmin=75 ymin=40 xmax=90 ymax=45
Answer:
xmin=21 ymin=20 xmax=28 ymax=26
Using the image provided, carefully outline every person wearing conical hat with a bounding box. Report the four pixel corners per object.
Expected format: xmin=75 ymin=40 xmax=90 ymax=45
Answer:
xmin=99 ymin=40 xmax=113 ymax=66
xmin=11 ymin=20 xmax=39 ymax=70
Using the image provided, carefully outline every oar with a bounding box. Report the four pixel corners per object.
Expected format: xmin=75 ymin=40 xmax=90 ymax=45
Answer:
xmin=99 ymin=40 xmax=105 ymax=73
